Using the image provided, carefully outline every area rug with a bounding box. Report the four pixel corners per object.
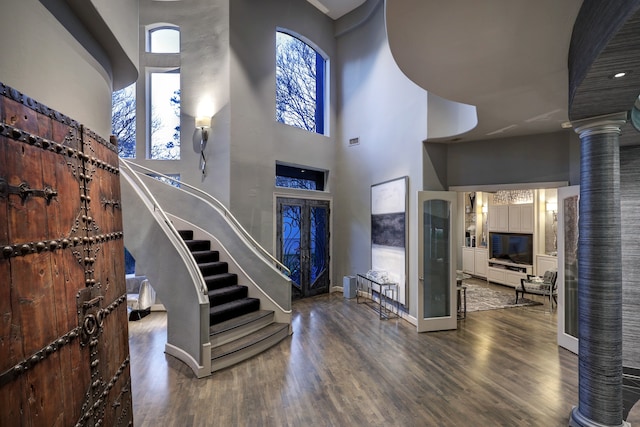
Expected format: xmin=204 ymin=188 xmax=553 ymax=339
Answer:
xmin=463 ymin=279 xmax=542 ymax=312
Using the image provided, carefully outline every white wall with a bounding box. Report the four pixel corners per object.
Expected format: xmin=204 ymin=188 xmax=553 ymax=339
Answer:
xmin=444 ymin=131 xmax=580 ymax=188
xmin=0 ymin=0 xmax=137 ymax=136
xmin=334 ymin=2 xmax=428 ymax=317
xmin=229 ymin=0 xmax=337 ymax=248
xmin=135 ymin=0 xmax=231 ymax=205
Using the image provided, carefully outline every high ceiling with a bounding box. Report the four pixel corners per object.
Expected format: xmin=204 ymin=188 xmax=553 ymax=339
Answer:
xmin=306 ymin=0 xmax=367 ymax=20
xmin=314 ymin=0 xmax=640 ymax=144
xmin=385 ymin=0 xmax=584 ymax=142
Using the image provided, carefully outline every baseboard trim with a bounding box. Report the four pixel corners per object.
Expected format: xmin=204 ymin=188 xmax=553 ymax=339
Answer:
xmin=165 ymin=342 xmax=211 ymax=378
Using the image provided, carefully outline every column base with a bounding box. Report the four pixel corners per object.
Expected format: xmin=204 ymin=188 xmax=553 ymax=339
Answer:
xmin=570 ymin=407 xmax=630 ymax=427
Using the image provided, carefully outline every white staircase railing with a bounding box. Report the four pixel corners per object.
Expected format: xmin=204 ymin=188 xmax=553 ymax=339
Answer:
xmin=119 ymin=159 xmax=292 ymax=377
xmin=120 ymin=161 xmax=212 ymax=377
xmin=120 ymin=159 xmax=290 ymax=276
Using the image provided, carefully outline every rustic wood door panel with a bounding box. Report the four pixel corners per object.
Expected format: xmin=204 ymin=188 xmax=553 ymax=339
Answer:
xmin=0 ymin=83 xmax=132 ymax=426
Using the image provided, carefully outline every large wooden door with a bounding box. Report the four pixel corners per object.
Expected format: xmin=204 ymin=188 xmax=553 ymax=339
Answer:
xmin=0 ymin=83 xmax=132 ymax=426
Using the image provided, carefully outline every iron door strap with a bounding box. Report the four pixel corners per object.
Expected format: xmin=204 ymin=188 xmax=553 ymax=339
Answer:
xmin=0 ymin=178 xmax=58 ymax=202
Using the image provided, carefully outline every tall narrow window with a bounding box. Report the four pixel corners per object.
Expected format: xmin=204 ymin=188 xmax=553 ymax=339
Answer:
xmin=148 ymin=26 xmax=180 ymax=53
xmin=112 ymin=83 xmax=136 ymax=159
xmin=276 ymin=31 xmax=327 ymax=135
xmin=150 ymin=70 xmax=180 ymax=160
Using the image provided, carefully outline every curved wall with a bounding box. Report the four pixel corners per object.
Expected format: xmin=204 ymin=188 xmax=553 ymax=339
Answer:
xmin=0 ymin=0 xmax=138 ymax=136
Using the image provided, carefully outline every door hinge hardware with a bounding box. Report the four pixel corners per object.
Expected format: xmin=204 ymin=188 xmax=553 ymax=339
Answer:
xmin=0 ymin=178 xmax=57 ymax=203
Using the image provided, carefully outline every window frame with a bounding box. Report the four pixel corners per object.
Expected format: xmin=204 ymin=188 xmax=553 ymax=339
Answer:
xmin=275 ymin=28 xmax=330 ymax=136
xmin=146 ymin=67 xmax=181 ymax=160
xmin=275 ymin=162 xmax=327 ymax=191
xmin=146 ymin=24 xmax=180 ymax=53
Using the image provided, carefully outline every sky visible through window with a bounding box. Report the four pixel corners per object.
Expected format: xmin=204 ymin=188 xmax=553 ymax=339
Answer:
xmin=149 ymin=27 xmax=180 ymax=53
xmin=150 ymin=72 xmax=180 ymax=160
xmin=276 ymin=31 xmax=325 ymax=134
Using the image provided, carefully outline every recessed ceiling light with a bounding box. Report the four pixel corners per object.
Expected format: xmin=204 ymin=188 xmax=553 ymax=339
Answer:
xmin=613 ymin=72 xmax=627 ymax=78
xmin=561 ymin=121 xmax=572 ymax=129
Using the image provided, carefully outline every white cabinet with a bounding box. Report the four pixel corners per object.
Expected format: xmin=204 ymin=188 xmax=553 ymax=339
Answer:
xmin=462 ymin=247 xmax=488 ymax=278
xmin=519 ymin=204 xmax=534 ymax=233
xmin=536 ymin=254 xmax=558 ymax=275
xmin=488 ymin=205 xmax=509 ymax=232
xmin=505 ymin=270 xmax=526 ymax=287
xmin=474 ymin=248 xmax=488 ymax=277
xmin=489 ymin=204 xmax=534 ymax=233
xmin=462 ymin=247 xmax=475 ymax=274
xmin=508 ymin=204 xmax=534 ymax=233
xmin=487 ymin=259 xmax=533 ymax=288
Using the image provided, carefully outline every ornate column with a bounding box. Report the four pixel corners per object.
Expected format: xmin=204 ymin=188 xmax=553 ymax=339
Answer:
xmin=570 ymin=112 xmax=629 ymax=427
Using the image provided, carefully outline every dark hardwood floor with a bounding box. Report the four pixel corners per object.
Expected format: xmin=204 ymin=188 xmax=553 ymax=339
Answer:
xmin=128 ymin=291 xmax=579 ymax=427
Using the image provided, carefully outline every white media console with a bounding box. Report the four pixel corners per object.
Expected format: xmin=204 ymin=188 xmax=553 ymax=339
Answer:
xmin=487 ymin=258 xmax=533 ymax=287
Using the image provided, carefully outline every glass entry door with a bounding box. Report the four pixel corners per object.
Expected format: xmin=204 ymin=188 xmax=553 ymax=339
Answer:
xmin=276 ymin=197 xmax=330 ymax=299
xmin=557 ymin=185 xmax=579 ymax=354
xmin=417 ymin=191 xmax=457 ymax=332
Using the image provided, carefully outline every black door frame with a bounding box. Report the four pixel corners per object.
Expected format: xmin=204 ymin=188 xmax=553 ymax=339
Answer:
xmin=276 ymin=196 xmax=331 ymax=299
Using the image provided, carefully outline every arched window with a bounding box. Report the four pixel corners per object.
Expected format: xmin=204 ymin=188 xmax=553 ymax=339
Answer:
xmin=147 ymin=25 xmax=180 ymax=53
xmin=276 ymin=30 xmax=327 ymax=135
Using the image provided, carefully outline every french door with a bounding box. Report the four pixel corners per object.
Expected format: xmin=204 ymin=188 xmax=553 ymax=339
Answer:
xmin=417 ymin=191 xmax=458 ymax=332
xmin=557 ymin=185 xmax=579 ymax=354
xmin=276 ymin=197 xmax=330 ymax=299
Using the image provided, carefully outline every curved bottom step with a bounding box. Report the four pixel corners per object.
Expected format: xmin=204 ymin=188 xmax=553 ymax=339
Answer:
xmin=211 ymin=322 xmax=289 ymax=372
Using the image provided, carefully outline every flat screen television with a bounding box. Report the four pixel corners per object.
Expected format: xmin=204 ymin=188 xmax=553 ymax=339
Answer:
xmin=489 ymin=232 xmax=533 ymax=265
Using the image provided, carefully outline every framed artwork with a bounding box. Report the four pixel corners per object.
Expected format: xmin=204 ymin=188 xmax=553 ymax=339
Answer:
xmin=371 ymin=176 xmax=408 ymax=306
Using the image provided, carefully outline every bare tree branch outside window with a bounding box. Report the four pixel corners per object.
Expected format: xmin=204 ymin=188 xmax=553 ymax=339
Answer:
xmin=112 ymin=83 xmax=163 ymax=159
xmin=276 ymin=32 xmax=324 ymax=133
xmin=112 ymin=83 xmax=137 ymax=158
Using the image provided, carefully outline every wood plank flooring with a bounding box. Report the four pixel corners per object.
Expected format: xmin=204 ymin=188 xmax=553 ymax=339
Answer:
xmin=128 ymin=292 xmax=578 ymax=427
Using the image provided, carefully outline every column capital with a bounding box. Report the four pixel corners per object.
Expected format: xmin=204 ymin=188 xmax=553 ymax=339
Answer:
xmin=572 ymin=111 xmax=628 ymax=138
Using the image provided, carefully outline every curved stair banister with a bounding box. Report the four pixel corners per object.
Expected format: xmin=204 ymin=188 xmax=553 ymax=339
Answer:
xmin=121 ymin=160 xmax=290 ymax=276
xmin=120 ymin=159 xmax=292 ymax=374
xmin=120 ymin=160 xmax=292 ymax=316
xmin=119 ymin=161 xmax=212 ymax=378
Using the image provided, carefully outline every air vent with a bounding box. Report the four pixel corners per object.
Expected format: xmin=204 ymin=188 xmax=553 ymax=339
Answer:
xmin=348 ymin=137 xmax=360 ymax=147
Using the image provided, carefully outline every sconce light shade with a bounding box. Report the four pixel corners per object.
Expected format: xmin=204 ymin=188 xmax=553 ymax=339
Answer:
xmin=546 ymin=202 xmax=557 ymax=212
xmin=194 ymin=116 xmax=212 ymax=177
xmin=195 ymin=116 xmax=211 ymax=129
xmin=482 ymin=205 xmax=488 ymax=214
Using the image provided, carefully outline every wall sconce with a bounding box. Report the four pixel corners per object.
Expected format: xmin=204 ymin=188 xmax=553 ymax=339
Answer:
xmin=194 ymin=116 xmax=210 ymax=176
xmin=481 ymin=205 xmax=488 ymax=214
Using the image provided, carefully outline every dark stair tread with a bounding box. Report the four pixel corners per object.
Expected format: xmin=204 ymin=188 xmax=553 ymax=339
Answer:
xmin=209 ymin=310 xmax=274 ymax=335
xmin=191 ymin=250 xmax=219 ymax=263
xmin=209 ymin=297 xmax=260 ymax=325
xmin=198 ymin=261 xmax=229 ymax=276
xmin=208 ymin=285 xmax=248 ymax=306
xmin=178 ymin=230 xmax=193 ymax=240
xmin=204 ymin=273 xmax=238 ymax=289
xmin=184 ymin=239 xmax=211 ymax=251
xmin=198 ymin=261 xmax=228 ymax=269
xmin=211 ymin=322 xmax=289 ymax=359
